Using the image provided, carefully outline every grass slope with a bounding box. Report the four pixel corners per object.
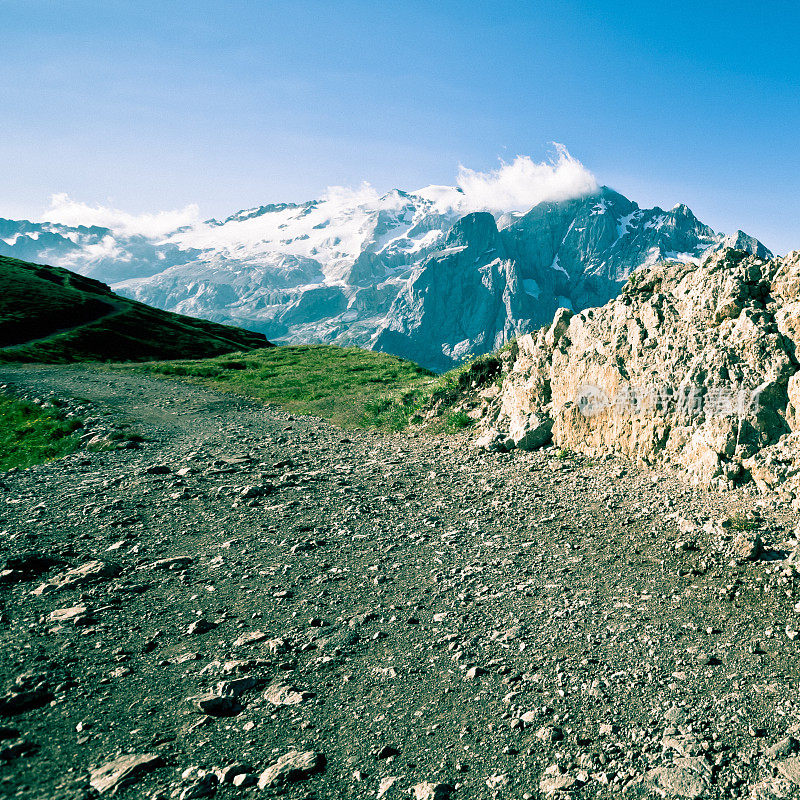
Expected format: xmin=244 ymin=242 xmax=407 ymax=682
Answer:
xmin=0 ymin=255 xmax=270 ymax=363
xmin=132 ymin=342 xmax=510 ymax=431
xmin=0 ymin=395 xmax=81 ymax=470
xmin=135 ymin=344 xmax=436 ymax=429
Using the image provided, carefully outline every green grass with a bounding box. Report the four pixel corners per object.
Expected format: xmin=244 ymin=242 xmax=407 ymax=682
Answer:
xmin=131 ymin=344 xmax=437 ymax=430
xmin=444 ymin=410 xmax=474 ymax=431
xmin=0 ymin=395 xmax=82 ymax=471
xmin=129 ymin=341 xmax=516 ymax=432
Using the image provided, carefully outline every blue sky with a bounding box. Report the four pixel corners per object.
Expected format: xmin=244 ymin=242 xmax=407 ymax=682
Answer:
xmin=2 ymin=0 xmax=798 ymax=252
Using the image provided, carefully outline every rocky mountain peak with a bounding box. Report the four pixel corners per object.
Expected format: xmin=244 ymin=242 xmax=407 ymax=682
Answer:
xmin=0 ymin=189 xmax=772 ymax=370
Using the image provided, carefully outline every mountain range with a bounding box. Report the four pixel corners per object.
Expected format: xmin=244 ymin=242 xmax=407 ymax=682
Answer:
xmin=0 ymin=187 xmax=771 ymax=371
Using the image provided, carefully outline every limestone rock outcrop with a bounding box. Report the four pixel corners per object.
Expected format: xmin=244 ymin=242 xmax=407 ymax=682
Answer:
xmin=478 ymin=249 xmax=800 ymax=498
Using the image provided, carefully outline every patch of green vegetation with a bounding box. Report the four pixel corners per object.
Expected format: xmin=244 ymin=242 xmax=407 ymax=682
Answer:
xmin=129 ymin=339 xmax=522 ymax=433
xmin=445 ymin=411 xmax=474 ymax=431
xmin=0 ymin=395 xmax=82 ymax=471
xmin=556 ymin=447 xmax=572 ymax=460
xmin=132 ymin=344 xmax=437 ymax=430
xmin=727 ymin=512 xmax=760 ymax=531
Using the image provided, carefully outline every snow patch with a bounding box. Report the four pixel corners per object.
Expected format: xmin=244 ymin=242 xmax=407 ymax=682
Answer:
xmin=616 ymin=210 xmax=641 ymax=240
xmin=645 ymin=215 xmax=667 ymax=231
xmin=549 ymin=254 xmax=569 ymax=276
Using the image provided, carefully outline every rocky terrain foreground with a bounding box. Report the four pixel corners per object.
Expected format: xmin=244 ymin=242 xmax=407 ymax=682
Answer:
xmin=4 ymin=367 xmax=800 ymax=799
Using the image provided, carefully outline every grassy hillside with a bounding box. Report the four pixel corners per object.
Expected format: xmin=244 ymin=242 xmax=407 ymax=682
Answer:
xmin=134 ymin=344 xmax=435 ymax=429
xmin=132 ymin=342 xmax=510 ymax=431
xmin=0 ymin=255 xmax=271 ymax=362
xmin=0 ymin=394 xmax=82 ymax=470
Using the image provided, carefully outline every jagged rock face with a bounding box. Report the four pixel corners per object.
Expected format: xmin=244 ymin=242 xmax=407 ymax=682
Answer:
xmin=372 ymin=213 xmax=540 ymax=371
xmin=480 ymin=248 xmax=800 ymax=497
xmin=0 ymin=189 xmax=770 ymax=371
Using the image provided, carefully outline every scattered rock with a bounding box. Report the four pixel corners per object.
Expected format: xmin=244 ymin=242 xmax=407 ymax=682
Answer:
xmin=732 ymin=530 xmax=764 ymax=561
xmin=768 ymin=737 xmax=799 ymax=760
xmin=191 ymin=694 xmax=243 ymax=717
xmin=645 ymin=757 xmax=711 ymax=799
xmin=233 ymin=630 xmax=268 ymax=647
xmin=256 ymin=749 xmax=325 ymax=789
xmin=186 ymin=618 xmax=217 ymax=635
xmin=178 ymin=773 xmax=218 ymax=799
xmin=413 ymin=781 xmax=454 ymax=800
xmin=539 ymin=765 xmax=576 ymax=796
xmin=89 ymin=752 xmax=164 ymax=795
xmin=48 ymin=604 xmax=92 ymax=624
xmin=263 ymin=683 xmax=313 ymax=706
xmin=465 ymin=666 xmax=487 ymax=679
xmin=145 ymin=465 xmax=171 ymax=475
xmin=377 ymin=776 xmax=401 ymax=799
xmin=0 ymin=738 xmax=36 ymax=761
xmin=214 ymin=763 xmax=253 ymax=784
xmin=150 ymin=556 xmax=193 ymax=570
xmin=33 ymin=560 xmax=121 ymax=595
xmin=775 ymin=755 xmax=800 ymax=786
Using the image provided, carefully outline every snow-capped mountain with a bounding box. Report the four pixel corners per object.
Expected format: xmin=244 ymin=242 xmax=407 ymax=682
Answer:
xmin=0 ymin=186 xmax=771 ymax=371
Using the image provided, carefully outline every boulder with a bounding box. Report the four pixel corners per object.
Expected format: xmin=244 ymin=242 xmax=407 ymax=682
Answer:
xmin=89 ymin=753 xmax=163 ymax=795
xmin=257 ymin=750 xmax=325 ymax=789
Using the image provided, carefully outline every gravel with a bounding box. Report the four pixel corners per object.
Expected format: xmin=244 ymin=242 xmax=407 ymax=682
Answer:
xmin=1 ymin=365 xmax=800 ymax=798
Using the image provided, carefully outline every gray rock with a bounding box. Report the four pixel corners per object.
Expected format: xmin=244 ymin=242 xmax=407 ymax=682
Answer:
xmin=775 ymin=755 xmax=800 ymax=786
xmin=256 ymin=750 xmax=325 ymax=789
xmin=479 ymin=249 xmax=800 ymax=494
xmin=767 ymin=737 xmax=799 ymax=760
xmin=539 ymin=765 xmax=576 ymax=795
xmin=412 ymin=782 xmax=454 ymax=800
xmin=645 ymin=757 xmax=711 ymax=799
xmin=511 ymin=414 xmax=553 ymax=450
xmin=191 ymin=694 xmax=243 ymax=717
xmin=48 ymin=604 xmax=92 ymax=624
xmin=89 ymin=752 xmax=164 ymax=795
xmin=186 ymin=618 xmax=216 ymax=635
xmin=263 ymin=684 xmax=313 ymax=706
xmin=179 ymin=774 xmax=218 ymax=800
xmin=732 ymin=531 xmax=763 ymax=561
xmin=214 ymin=763 xmax=253 ymax=784
xmin=33 ymin=560 xmax=121 ymax=595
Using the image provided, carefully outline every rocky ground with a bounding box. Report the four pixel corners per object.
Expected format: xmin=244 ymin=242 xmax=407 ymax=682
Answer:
xmin=2 ymin=365 xmax=800 ymax=799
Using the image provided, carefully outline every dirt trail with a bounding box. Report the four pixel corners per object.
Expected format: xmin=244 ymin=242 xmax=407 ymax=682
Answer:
xmin=0 ymin=365 xmax=798 ymax=799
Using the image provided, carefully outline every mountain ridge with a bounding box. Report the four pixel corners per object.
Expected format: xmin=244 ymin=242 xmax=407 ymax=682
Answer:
xmin=0 ymin=186 xmax=772 ymax=370
xmin=0 ymin=255 xmax=271 ymax=363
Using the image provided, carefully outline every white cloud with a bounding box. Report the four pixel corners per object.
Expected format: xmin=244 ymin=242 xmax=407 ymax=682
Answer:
xmin=417 ymin=144 xmax=598 ymax=214
xmin=44 ymin=193 xmax=201 ymax=239
xmin=456 ymin=145 xmax=598 ymax=213
xmin=40 ymin=145 xmax=598 ymax=242
xmin=320 ymin=182 xmax=381 ymax=209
